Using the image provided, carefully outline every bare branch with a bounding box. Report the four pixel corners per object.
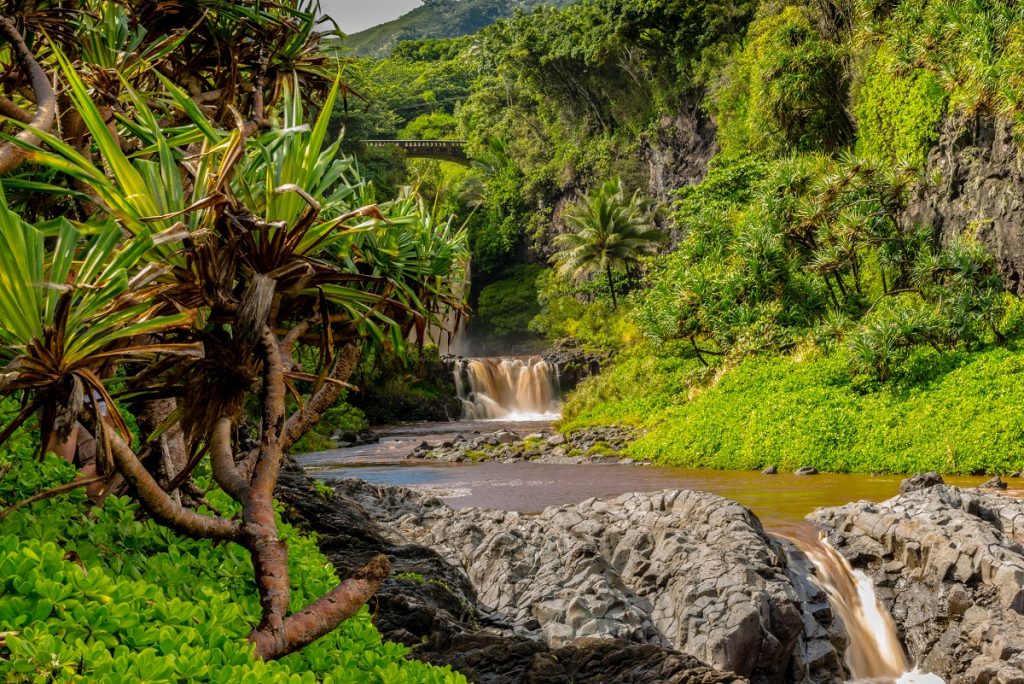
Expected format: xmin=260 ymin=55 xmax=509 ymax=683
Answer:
xmin=281 ymin=345 xmax=360 ymax=452
xmin=108 ymin=428 xmax=240 ymax=541
xmin=250 ymin=554 xmax=391 ymax=660
xmin=0 ymin=17 xmax=57 ymax=174
xmin=0 ymin=475 xmax=105 ymax=522
xmin=280 ymin=319 xmax=313 ymax=372
xmin=210 ymin=417 xmax=248 ymax=501
xmin=250 ymin=325 xmax=285 ymax=498
xmin=0 ymin=95 xmax=30 ymax=123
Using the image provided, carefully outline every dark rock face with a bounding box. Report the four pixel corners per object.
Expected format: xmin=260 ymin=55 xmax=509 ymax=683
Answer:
xmin=542 ymin=342 xmax=606 ymax=393
xmin=327 ymin=428 xmax=378 ymax=449
xmin=899 ymin=471 xmax=945 ymax=494
xmin=425 ymin=636 xmax=744 ymax=684
xmin=981 ymin=475 xmax=1009 ymax=490
xmin=344 ymin=481 xmax=846 ymax=683
xmin=354 ymin=389 xmax=462 ymax=424
xmin=905 ymin=115 xmax=1024 ymax=294
xmin=641 ymin=105 xmax=718 ymax=229
xmin=276 ymin=461 xmax=743 ymax=683
xmin=810 ymin=485 xmax=1024 ymax=682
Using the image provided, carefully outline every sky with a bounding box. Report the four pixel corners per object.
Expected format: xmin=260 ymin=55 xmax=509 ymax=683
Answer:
xmin=319 ymin=0 xmax=423 ymax=34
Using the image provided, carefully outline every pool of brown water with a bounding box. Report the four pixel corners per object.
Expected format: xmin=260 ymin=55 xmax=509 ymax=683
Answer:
xmin=296 ymin=420 xmax=1024 ymax=536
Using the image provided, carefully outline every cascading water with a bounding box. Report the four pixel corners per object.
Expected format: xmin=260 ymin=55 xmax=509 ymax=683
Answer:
xmin=794 ymin=533 xmax=944 ymax=684
xmin=454 ymin=356 xmax=560 ymax=419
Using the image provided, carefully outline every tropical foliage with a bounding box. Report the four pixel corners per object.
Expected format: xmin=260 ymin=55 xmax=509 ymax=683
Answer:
xmin=552 ymin=179 xmax=664 ymax=308
xmin=562 ymin=342 xmax=1024 ymax=475
xmin=0 ymin=0 xmax=467 ymax=666
xmin=0 ymin=418 xmax=463 ymax=682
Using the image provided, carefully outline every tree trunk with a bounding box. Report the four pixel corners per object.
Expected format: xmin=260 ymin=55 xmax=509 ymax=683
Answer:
xmin=111 ymin=327 xmax=389 ymax=662
xmin=0 ymin=17 xmax=57 ymax=175
xmin=137 ymin=397 xmax=189 ymax=501
xmin=605 ymin=263 xmax=618 ymax=309
xmin=230 ymin=327 xmax=388 ymax=660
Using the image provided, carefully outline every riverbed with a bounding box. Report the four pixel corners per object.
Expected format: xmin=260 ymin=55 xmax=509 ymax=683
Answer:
xmin=295 ymin=419 xmax=1024 ymax=536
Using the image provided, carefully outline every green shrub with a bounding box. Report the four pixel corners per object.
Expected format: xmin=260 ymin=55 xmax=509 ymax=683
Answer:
xmin=710 ymin=6 xmax=852 ymax=155
xmin=560 ymin=342 xmax=702 ymax=429
xmin=474 ymin=264 xmax=546 ymax=338
xmin=622 ymin=346 xmax=1024 ymax=475
xmin=853 ymin=45 xmax=946 ymax=168
xmin=530 ymin=269 xmax=641 ymax=351
xmin=0 ymin=434 xmax=465 ymax=684
xmin=289 ymin=400 xmax=369 ymax=454
xmin=853 ymin=0 xmax=1024 ymax=130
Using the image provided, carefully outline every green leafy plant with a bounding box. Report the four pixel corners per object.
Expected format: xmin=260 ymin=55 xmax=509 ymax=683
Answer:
xmin=552 ymin=178 xmax=665 ymax=308
xmin=0 ymin=9 xmax=468 ymax=666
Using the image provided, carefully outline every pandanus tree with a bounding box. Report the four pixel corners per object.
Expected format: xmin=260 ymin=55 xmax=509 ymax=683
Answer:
xmin=0 ymin=0 xmax=468 ymax=661
xmin=551 ymin=177 xmax=665 ymax=308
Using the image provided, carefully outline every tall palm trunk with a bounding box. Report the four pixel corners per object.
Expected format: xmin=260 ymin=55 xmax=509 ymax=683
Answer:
xmin=605 ymin=262 xmax=618 ymax=309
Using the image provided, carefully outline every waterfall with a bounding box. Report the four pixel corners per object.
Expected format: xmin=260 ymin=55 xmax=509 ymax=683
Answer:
xmin=794 ymin=533 xmax=944 ymax=684
xmin=454 ymin=356 xmax=560 ymax=419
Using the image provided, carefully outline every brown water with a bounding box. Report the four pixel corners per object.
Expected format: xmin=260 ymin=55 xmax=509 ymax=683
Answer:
xmin=297 ymin=419 xmax=1024 ymax=537
xmin=454 ymin=357 xmax=560 ymax=419
xmin=782 ymin=529 xmax=948 ymax=683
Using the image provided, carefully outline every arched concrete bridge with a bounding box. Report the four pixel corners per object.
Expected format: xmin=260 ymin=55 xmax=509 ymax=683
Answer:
xmin=362 ymin=139 xmax=469 ymax=165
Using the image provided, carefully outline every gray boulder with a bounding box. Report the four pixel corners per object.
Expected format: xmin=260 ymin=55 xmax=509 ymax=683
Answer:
xmin=346 ymin=484 xmax=846 ymax=683
xmin=811 ymin=485 xmax=1024 ymax=682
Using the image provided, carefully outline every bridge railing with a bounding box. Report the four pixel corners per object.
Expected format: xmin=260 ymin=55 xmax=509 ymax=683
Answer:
xmin=363 ymin=139 xmax=468 ymax=149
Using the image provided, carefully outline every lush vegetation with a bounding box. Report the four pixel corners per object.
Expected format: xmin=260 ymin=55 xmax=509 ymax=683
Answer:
xmin=0 ymin=0 xmax=467 ymax=674
xmin=552 ymin=179 xmax=665 ymax=309
xmin=564 ymin=342 xmax=1024 ymax=475
xmin=0 ymin=417 xmax=463 ymax=682
xmin=365 ymin=0 xmax=1024 ymax=475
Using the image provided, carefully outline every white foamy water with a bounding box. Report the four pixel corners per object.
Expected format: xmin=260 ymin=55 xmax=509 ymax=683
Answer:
xmin=454 ymin=357 xmax=560 ymax=419
xmin=795 ymin=534 xmax=945 ymax=684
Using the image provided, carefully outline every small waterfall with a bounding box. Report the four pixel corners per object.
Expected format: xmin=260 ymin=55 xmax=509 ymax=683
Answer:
xmin=454 ymin=356 xmax=560 ymax=419
xmin=794 ymin=533 xmax=944 ymax=684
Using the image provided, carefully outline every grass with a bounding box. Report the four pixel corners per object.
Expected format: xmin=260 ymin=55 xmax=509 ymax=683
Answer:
xmin=562 ymin=343 xmax=1024 ymax=475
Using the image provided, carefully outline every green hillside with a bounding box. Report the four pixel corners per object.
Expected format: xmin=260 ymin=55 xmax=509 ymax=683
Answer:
xmin=344 ymin=0 xmax=577 ymax=56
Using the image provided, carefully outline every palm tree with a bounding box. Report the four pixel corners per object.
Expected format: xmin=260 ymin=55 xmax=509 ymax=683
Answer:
xmin=551 ymin=177 xmax=665 ymax=308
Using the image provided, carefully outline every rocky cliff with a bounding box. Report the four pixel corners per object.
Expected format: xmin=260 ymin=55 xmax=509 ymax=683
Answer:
xmin=907 ymin=115 xmax=1024 ymax=293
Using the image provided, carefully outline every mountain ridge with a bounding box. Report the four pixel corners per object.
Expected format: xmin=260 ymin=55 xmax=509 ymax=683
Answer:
xmin=344 ymin=0 xmax=577 ymax=56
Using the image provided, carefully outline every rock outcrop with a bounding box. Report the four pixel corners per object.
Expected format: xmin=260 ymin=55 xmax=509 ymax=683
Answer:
xmin=811 ymin=485 xmax=1024 ymax=683
xmin=541 ymin=342 xmax=606 ymax=393
xmin=342 ymin=480 xmax=846 ymax=683
xmin=407 ymin=424 xmax=644 ymax=464
xmin=906 ymin=115 xmax=1024 ymax=294
xmin=641 ymin=105 xmax=718 ymax=233
xmin=277 ymin=461 xmax=742 ymax=683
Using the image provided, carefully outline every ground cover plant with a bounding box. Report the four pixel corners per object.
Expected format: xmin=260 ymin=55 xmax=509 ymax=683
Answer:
xmin=0 ymin=412 xmax=464 ymax=682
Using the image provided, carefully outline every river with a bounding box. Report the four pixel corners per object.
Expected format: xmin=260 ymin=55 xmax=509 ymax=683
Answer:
xmin=297 ymin=417 xmax=994 ymax=683
xmin=296 ymin=355 xmax=1022 ymax=683
xmin=295 ymin=418 xmax=1023 ymax=538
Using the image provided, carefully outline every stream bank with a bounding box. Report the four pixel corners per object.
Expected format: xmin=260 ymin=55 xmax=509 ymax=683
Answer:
xmin=281 ymin=455 xmax=1024 ymax=683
